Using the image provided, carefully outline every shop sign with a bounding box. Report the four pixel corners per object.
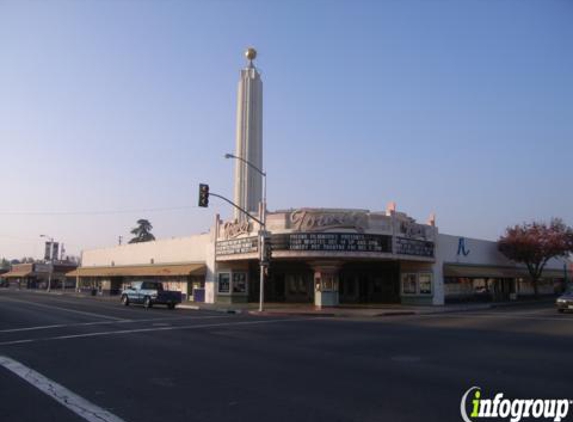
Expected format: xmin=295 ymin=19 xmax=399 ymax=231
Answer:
xmin=457 ymin=237 xmax=470 ymax=256
xmin=216 ymin=237 xmax=258 ymax=256
xmin=290 ymin=210 xmax=368 ymax=233
xmin=51 ymin=242 xmax=59 ymax=261
xmin=395 ymin=237 xmax=434 ymax=258
xmin=44 ymin=242 xmax=52 ymax=261
xmin=34 ymin=263 xmax=51 ymax=273
xmin=272 ymin=233 xmax=392 ymax=253
xmin=399 ymin=221 xmax=430 ymax=240
xmin=221 ymin=220 xmax=252 ymax=239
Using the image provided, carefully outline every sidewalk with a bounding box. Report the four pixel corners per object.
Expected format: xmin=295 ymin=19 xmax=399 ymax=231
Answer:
xmin=11 ymin=288 xmax=555 ymax=318
xmin=179 ymin=298 xmax=555 ymax=318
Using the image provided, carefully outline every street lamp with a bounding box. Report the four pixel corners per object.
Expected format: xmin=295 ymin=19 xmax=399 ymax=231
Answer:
xmin=40 ymin=234 xmax=54 ymax=292
xmin=224 ymin=153 xmax=268 ymax=312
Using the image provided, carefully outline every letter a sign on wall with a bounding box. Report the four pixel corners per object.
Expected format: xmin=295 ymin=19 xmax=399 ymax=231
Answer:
xmin=457 ymin=237 xmax=470 ymax=257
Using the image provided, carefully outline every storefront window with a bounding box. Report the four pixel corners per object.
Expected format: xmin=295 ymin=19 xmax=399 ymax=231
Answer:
xmin=402 ymin=273 xmax=417 ymax=295
xmin=298 ymin=277 xmax=306 ymax=293
xmin=232 ymin=272 xmax=247 ymax=293
xmin=218 ymin=273 xmax=230 ymax=293
xmin=419 ymin=273 xmax=433 ymax=295
xmin=323 ymin=277 xmax=333 ymax=291
xmin=287 ymin=275 xmax=297 ymax=294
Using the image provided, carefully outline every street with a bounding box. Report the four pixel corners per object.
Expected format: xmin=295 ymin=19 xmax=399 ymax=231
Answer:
xmin=1 ymin=290 xmax=572 ymax=422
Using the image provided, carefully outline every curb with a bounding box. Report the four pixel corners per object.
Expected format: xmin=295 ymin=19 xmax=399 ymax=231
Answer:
xmin=248 ymin=310 xmax=419 ymax=318
xmin=4 ymin=289 xmax=557 ymax=317
xmin=178 ymin=304 xmax=242 ymax=315
xmin=490 ymin=299 xmax=555 ymax=309
xmin=248 ymin=310 xmax=338 ymax=317
xmin=374 ymin=311 xmax=418 ymax=317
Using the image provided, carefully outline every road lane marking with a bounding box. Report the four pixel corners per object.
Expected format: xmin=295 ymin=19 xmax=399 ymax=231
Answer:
xmin=0 ymin=324 xmax=66 ymax=333
xmin=0 ymin=318 xmax=306 ymax=346
xmin=10 ymin=293 xmax=142 ymax=313
xmin=0 ymin=315 xmax=231 ymax=333
xmin=0 ymin=355 xmax=128 ymax=422
xmin=0 ymin=296 xmax=125 ymax=321
xmin=419 ymin=313 xmax=573 ymax=322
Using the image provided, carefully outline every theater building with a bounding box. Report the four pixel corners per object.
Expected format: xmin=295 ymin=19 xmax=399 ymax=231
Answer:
xmin=214 ymin=206 xmax=438 ymax=306
xmin=74 ymin=206 xmax=569 ymax=307
xmin=71 ymin=48 xmax=571 ymax=306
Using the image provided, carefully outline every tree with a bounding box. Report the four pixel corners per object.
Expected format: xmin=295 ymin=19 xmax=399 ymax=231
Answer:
xmin=498 ymin=218 xmax=573 ymax=298
xmin=0 ymin=258 xmax=10 ymax=269
xmin=129 ymin=219 xmax=156 ymax=244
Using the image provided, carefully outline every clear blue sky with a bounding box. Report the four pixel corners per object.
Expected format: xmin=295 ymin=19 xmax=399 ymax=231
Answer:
xmin=0 ymin=0 xmax=571 ymax=259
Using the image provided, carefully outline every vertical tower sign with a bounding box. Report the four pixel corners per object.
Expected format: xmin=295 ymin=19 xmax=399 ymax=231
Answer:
xmin=44 ymin=242 xmax=52 ymax=261
xmin=51 ymin=242 xmax=59 ymax=261
xmin=233 ymin=47 xmax=263 ymax=221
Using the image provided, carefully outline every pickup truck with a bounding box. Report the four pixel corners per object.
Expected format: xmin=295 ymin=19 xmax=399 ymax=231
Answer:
xmin=120 ymin=281 xmax=182 ymax=309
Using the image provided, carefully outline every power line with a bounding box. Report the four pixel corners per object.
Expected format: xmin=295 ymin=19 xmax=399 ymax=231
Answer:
xmin=0 ymin=205 xmax=197 ymax=217
xmin=0 ymin=235 xmax=42 ymax=243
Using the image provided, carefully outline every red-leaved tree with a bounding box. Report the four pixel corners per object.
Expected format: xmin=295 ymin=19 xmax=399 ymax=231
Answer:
xmin=498 ymin=218 xmax=573 ymax=298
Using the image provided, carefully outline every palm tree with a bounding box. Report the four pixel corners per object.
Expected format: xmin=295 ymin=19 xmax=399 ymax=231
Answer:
xmin=128 ymin=219 xmax=156 ymax=244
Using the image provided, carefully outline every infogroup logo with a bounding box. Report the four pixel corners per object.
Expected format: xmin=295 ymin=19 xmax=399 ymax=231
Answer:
xmin=460 ymin=387 xmax=572 ymax=422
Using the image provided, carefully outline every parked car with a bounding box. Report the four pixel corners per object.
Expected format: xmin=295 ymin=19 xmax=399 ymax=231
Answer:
xmin=0 ymin=279 xmax=9 ymax=288
xmin=556 ymin=291 xmax=573 ymax=313
xmin=120 ymin=280 xmax=181 ymax=309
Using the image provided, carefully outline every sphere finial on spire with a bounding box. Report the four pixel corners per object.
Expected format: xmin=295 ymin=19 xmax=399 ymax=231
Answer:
xmin=245 ymin=47 xmax=257 ymax=63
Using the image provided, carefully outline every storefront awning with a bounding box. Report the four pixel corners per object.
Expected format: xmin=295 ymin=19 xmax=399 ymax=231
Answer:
xmin=541 ymin=269 xmax=568 ymax=279
xmin=1 ymin=270 xmax=33 ymax=278
xmin=443 ymin=264 xmax=527 ymax=279
xmin=66 ymin=263 xmax=206 ymax=278
xmin=444 ymin=264 xmax=567 ymax=280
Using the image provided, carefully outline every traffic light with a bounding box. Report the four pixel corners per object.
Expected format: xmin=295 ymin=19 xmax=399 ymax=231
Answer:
xmin=198 ymin=183 xmax=209 ymax=207
xmin=263 ymin=236 xmax=272 ymax=262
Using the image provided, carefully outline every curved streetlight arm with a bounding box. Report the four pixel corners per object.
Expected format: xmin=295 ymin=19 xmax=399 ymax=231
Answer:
xmin=224 ymin=153 xmax=266 ymax=177
xmin=209 ymin=192 xmax=265 ymax=227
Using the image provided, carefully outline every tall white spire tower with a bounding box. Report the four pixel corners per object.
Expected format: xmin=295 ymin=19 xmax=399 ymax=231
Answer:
xmin=233 ymin=47 xmax=263 ymax=221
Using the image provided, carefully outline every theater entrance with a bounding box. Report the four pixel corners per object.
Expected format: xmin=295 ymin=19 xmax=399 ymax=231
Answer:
xmin=339 ymin=261 xmax=400 ymax=304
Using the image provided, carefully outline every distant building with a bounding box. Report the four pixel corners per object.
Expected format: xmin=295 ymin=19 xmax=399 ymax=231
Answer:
xmin=1 ymin=262 xmax=77 ymax=289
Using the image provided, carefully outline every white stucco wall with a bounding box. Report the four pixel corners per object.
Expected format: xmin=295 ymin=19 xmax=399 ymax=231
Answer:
xmin=436 ymin=233 xmax=567 ymax=270
xmin=81 ymin=234 xmax=211 ymax=267
xmin=431 ymin=234 xmax=571 ymax=303
xmin=204 ymin=231 xmax=217 ymax=304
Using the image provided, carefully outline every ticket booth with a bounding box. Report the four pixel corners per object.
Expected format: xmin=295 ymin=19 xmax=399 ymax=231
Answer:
xmin=313 ymin=264 xmax=340 ymax=308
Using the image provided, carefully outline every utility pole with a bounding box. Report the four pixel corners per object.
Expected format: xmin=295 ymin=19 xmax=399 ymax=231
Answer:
xmin=224 ymin=152 xmax=268 ymax=312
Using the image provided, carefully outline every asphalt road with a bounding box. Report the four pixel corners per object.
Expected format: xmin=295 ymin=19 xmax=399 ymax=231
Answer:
xmin=1 ymin=290 xmax=572 ymax=422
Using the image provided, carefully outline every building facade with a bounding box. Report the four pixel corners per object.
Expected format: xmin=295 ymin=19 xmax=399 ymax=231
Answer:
xmin=72 ymin=207 xmax=569 ymax=306
xmin=70 ymin=235 xmax=211 ymax=300
xmin=70 ymin=48 xmax=571 ymax=306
